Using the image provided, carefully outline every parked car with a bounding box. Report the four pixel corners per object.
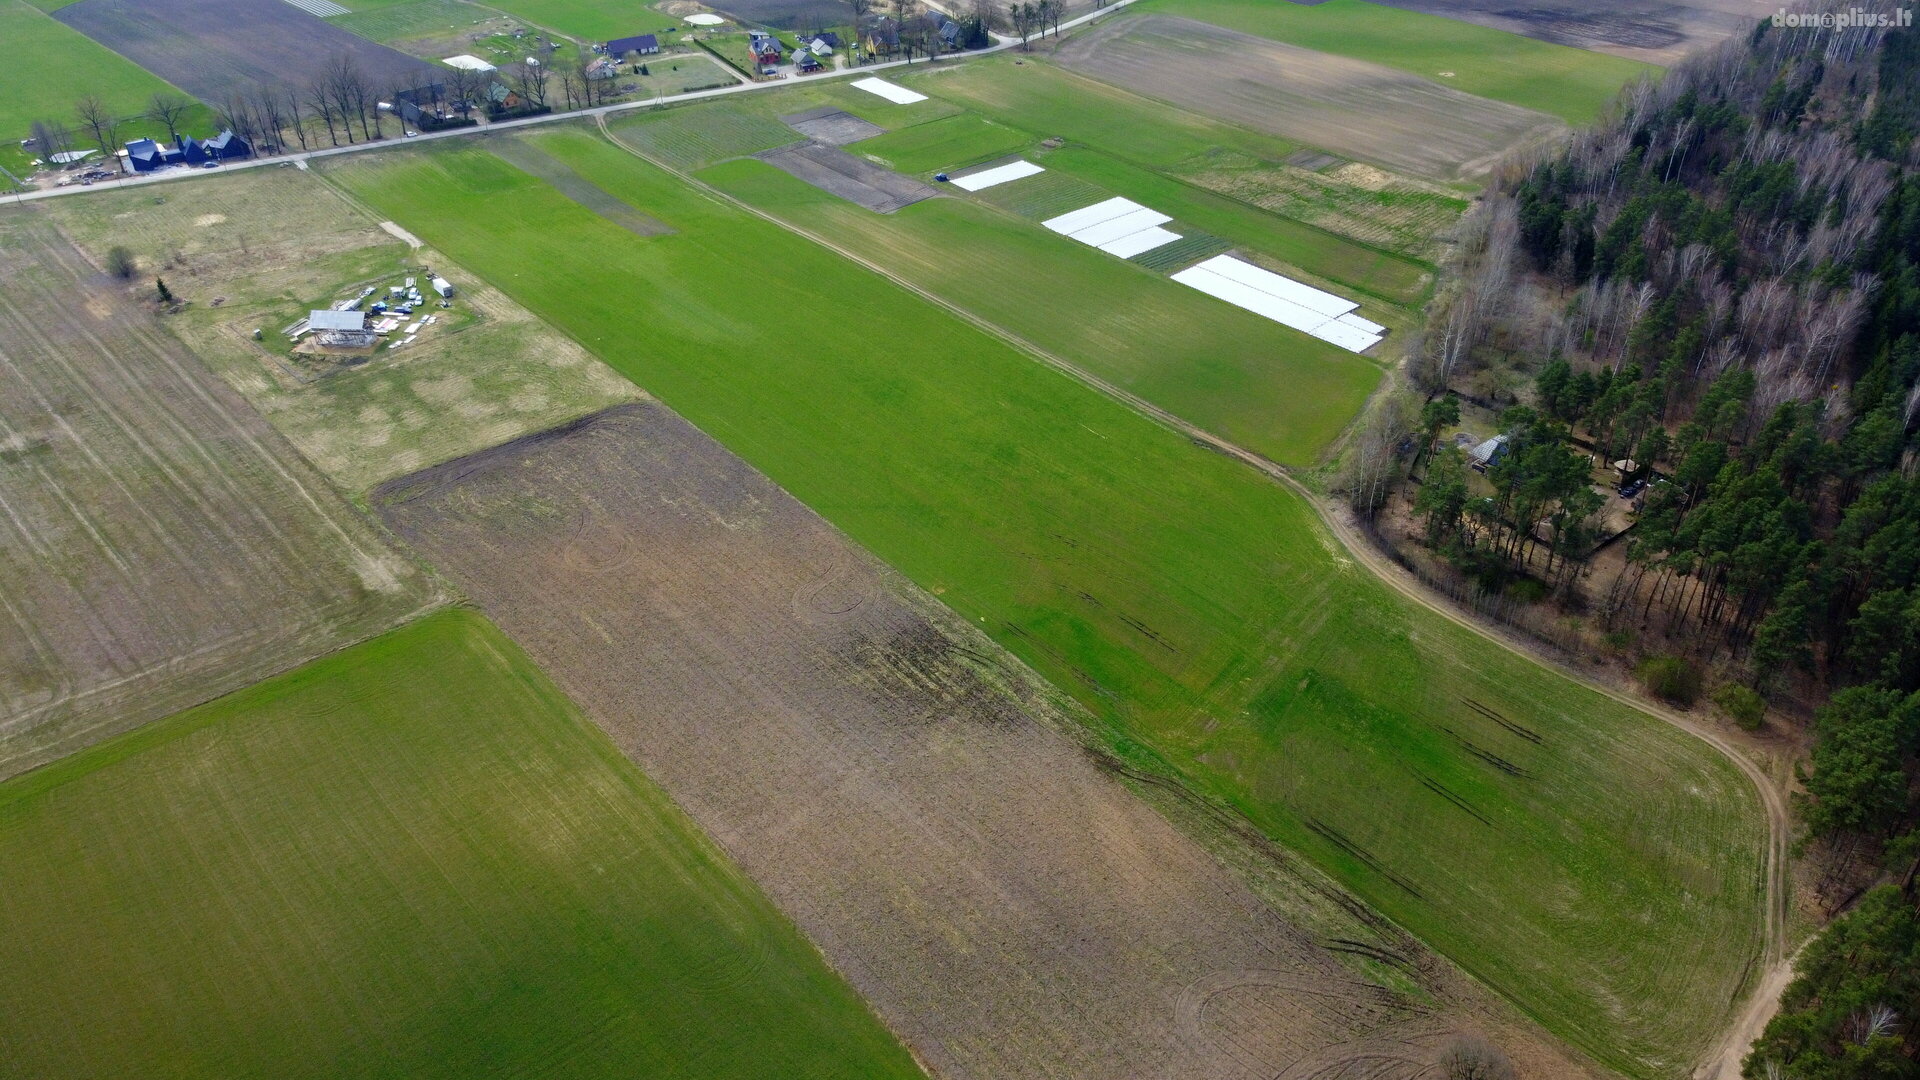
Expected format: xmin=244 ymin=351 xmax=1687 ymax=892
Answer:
xmin=405 ymin=130 xmax=420 ymax=138
xmin=1618 ymin=479 xmax=1646 ymax=499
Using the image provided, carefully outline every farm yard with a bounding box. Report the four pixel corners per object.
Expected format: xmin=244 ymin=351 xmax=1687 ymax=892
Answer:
xmin=374 ymin=402 xmax=1604 ymax=1080
xmin=0 ymin=610 xmax=925 ymax=1079
xmin=1141 ymin=0 xmax=1655 ymax=125
xmin=0 ymin=214 xmax=432 ymax=779
xmin=323 ymin=130 xmax=1769 ymax=1077
xmin=36 ymin=167 xmax=642 ymax=493
xmin=54 ymin=0 xmax=438 ymax=108
xmin=1051 ymin=14 xmax=1566 ymax=183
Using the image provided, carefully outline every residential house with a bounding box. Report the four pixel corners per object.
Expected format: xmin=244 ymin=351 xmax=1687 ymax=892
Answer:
xmin=795 ymin=47 xmax=822 ymax=71
xmin=936 ymin=15 xmax=962 ymax=48
xmin=863 ymin=16 xmax=899 ymax=53
xmin=123 ymin=137 xmax=168 ymax=173
xmin=605 ymin=32 xmax=660 ymax=58
xmin=748 ymin=30 xmax=785 ymax=64
xmin=203 ymin=130 xmax=251 ymax=160
xmin=812 ymin=30 xmax=841 ymax=49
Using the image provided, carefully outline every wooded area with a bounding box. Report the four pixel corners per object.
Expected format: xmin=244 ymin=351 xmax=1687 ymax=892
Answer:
xmin=1365 ymin=10 xmax=1920 ymax=1076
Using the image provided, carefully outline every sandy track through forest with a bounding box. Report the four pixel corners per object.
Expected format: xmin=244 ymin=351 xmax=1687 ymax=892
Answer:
xmin=593 ymin=116 xmax=1792 ymax=1072
xmin=373 ymin=403 xmax=1605 ymax=1080
xmin=0 ymin=215 xmax=436 ymax=778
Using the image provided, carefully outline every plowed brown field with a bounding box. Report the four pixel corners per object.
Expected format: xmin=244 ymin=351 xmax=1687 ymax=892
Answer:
xmin=0 ymin=214 xmax=434 ymax=778
xmin=373 ymin=403 xmax=1604 ymax=1080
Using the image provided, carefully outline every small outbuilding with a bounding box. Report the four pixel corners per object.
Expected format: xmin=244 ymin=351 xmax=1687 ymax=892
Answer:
xmin=1468 ymin=433 xmax=1510 ymax=472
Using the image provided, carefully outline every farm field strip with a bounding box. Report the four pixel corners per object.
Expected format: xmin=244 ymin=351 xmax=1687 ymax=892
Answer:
xmin=325 ymin=132 xmax=1768 ymax=1075
xmin=0 ymin=609 xmax=925 ymax=1079
xmin=370 ymin=403 xmax=1584 ymax=1079
xmin=54 ymin=0 xmax=438 ymax=109
xmin=684 ymin=151 xmax=1380 ymax=464
xmin=0 ymin=214 xmax=433 ymax=779
xmin=884 ymin=61 xmax=1439 ymax=301
xmin=1142 ymin=0 xmax=1656 ymax=125
xmin=1051 ymin=14 xmax=1565 ymax=183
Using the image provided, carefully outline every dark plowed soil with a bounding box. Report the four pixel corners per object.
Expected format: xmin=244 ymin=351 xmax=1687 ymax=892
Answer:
xmin=372 ymin=402 xmax=1561 ymax=1080
xmin=56 ymin=0 xmax=437 ymax=105
xmin=756 ymin=141 xmax=939 ymax=212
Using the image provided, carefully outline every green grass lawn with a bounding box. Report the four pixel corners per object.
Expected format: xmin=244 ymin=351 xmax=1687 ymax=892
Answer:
xmin=696 ymin=156 xmax=1382 ymax=463
xmin=0 ymin=0 xmax=210 ymax=177
xmin=323 ymin=131 xmax=1767 ymax=1077
xmin=0 ymin=609 xmax=924 ymax=1080
xmin=1141 ymin=0 xmax=1655 ymax=125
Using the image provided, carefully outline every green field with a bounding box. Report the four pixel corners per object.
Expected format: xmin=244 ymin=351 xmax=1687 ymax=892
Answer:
xmin=456 ymin=0 xmax=669 ymax=40
xmin=695 ymin=156 xmax=1382 ymax=462
xmin=323 ymin=131 xmax=1766 ymax=1076
xmin=0 ymin=0 xmax=211 ymax=177
xmin=331 ymin=0 xmax=493 ymax=42
xmin=881 ymin=60 xmax=1436 ymax=301
xmin=1142 ymin=0 xmax=1655 ymax=125
xmin=851 ymin=112 xmax=1032 ymax=174
xmin=0 ymin=610 xmax=923 ymax=1079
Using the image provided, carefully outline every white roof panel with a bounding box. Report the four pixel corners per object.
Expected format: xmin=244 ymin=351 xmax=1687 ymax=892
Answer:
xmin=952 ymin=159 xmax=1044 ymax=191
xmin=1171 ymin=266 xmax=1330 ymax=335
xmin=1041 ymin=197 xmax=1145 ymax=235
xmin=1193 ymin=255 xmax=1358 ymax=318
xmin=1067 ymin=207 xmax=1175 ymax=248
xmin=1308 ymin=319 xmax=1384 ymax=353
xmin=851 ymin=77 xmax=926 ymax=104
xmin=1097 ymin=226 xmax=1182 ymax=258
xmin=1333 ymin=312 xmax=1387 ymax=336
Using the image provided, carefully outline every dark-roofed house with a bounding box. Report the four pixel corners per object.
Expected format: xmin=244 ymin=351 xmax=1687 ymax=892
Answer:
xmin=124 ymin=137 xmax=167 ymax=173
xmin=795 ymin=48 xmax=822 ymax=71
xmin=204 ymin=130 xmax=251 ymax=160
xmin=174 ymin=135 xmax=207 ymax=165
xmin=864 ymin=16 xmax=899 ymax=53
xmin=606 ymin=32 xmax=659 ymax=57
xmin=749 ymin=30 xmax=785 ymax=63
xmin=936 ymin=15 xmax=962 ymax=47
xmin=393 ymin=83 xmax=450 ymax=128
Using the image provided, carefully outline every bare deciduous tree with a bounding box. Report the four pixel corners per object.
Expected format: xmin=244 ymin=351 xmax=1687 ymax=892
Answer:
xmin=74 ymin=94 xmax=122 ymax=173
xmin=145 ymin=92 xmax=193 ymax=148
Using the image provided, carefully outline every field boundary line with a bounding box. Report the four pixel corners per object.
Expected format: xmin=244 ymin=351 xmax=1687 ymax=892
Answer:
xmin=596 ymin=109 xmax=1789 ymax=1077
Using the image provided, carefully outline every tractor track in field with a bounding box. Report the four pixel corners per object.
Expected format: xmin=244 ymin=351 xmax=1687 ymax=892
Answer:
xmin=596 ymin=110 xmax=1793 ymax=1077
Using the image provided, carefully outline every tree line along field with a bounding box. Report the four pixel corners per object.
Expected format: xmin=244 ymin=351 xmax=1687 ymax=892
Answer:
xmin=321 ymin=129 xmax=1769 ymax=1076
xmin=0 ymin=610 xmax=924 ymax=1079
xmin=0 ymin=212 xmax=433 ymax=778
xmin=0 ymin=0 xmax=210 ymax=178
xmin=1140 ymin=0 xmax=1657 ymax=127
